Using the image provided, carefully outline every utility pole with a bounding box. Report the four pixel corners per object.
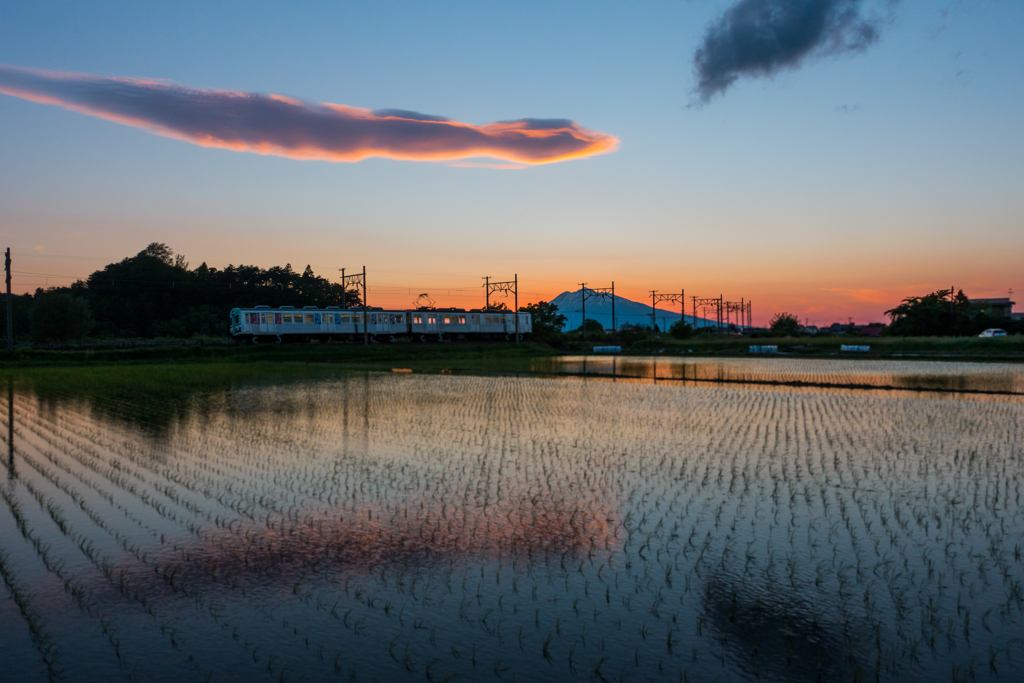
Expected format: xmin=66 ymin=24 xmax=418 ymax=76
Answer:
xmin=483 ymin=275 xmax=518 ymax=341
xmin=652 ymin=290 xmax=686 ymax=337
xmin=338 ymin=268 xmax=345 ymax=309
xmin=681 ymin=289 xmax=685 ymax=329
xmin=951 ymin=284 xmax=955 ymax=330
xmin=580 ymin=282 xmax=587 ymax=342
xmin=611 ymin=282 xmax=616 ymax=335
xmin=650 ymin=290 xmax=657 ymax=334
xmin=514 ymin=273 xmax=518 ymax=344
xmin=5 ymin=248 xmax=12 ymax=351
xmin=581 ymin=283 xmax=614 ymax=343
xmin=339 ymin=266 xmax=368 ymax=344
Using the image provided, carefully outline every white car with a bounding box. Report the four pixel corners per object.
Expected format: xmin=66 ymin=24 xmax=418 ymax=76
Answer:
xmin=978 ymin=328 xmax=1007 ymax=338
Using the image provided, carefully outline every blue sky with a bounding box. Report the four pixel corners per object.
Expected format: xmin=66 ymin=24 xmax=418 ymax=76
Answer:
xmin=1 ymin=0 xmax=1021 ymax=323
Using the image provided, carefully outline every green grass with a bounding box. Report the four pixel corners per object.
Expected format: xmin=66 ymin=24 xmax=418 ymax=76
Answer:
xmin=2 ymin=334 xmax=1022 ymax=373
xmin=0 ymin=341 xmax=560 ymax=368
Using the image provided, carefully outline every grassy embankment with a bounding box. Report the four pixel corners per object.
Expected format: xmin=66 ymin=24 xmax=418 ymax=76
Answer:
xmin=621 ymin=334 xmax=1024 ymax=360
xmin=2 ymin=334 xmax=1023 ymax=372
xmin=0 ymin=341 xmax=560 ymax=369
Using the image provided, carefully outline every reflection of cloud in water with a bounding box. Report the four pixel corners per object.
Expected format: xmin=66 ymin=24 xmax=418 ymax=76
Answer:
xmin=702 ymin=572 xmax=868 ymax=682
xmin=142 ymin=491 xmax=619 ymax=596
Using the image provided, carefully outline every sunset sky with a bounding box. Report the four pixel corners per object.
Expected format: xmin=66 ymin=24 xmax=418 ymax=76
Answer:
xmin=2 ymin=1 xmax=1021 ymax=325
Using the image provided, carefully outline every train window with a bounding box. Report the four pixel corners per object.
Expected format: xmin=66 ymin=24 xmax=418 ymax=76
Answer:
xmin=458 ymin=316 xmax=466 ymax=324
xmin=443 ymin=316 xmax=450 ymax=324
xmin=353 ymin=314 xmax=361 ymax=323
xmin=275 ymin=313 xmax=282 ymax=324
xmin=304 ymin=314 xmax=314 ymax=323
xmin=341 ymin=314 xmax=349 ymax=323
xmin=334 ymin=313 xmax=341 ymax=324
xmin=282 ymin=314 xmax=292 ymax=323
xmin=314 ymin=313 xmax=322 ymax=324
xmin=395 ymin=314 xmax=403 ymax=323
xmin=413 ymin=314 xmax=422 ymax=324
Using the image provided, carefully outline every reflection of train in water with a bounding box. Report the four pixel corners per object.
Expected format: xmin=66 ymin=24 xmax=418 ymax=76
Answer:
xmin=230 ymin=306 xmax=532 ymax=343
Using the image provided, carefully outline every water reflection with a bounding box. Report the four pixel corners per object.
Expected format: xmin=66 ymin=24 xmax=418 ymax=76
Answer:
xmin=6 ymin=377 xmax=13 ymax=481
xmin=703 ymin=572 xmax=866 ymax=682
xmin=3 ymin=366 xmax=1023 ymax=682
xmin=535 ymin=356 xmax=1024 ymax=394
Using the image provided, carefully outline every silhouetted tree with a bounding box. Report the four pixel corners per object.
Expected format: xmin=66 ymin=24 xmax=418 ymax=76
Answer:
xmin=885 ymin=289 xmax=979 ymax=336
xmin=669 ymin=319 xmax=694 ymax=339
xmin=519 ymin=301 xmax=567 ymax=341
xmin=30 ymin=291 xmax=93 ymax=342
xmin=769 ymin=312 xmax=801 ymax=337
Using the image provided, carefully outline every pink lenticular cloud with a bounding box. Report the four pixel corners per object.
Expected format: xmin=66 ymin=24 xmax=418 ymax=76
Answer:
xmin=0 ymin=65 xmax=619 ymax=165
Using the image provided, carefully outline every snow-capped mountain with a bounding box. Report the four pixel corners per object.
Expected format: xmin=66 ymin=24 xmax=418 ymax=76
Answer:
xmin=549 ymin=289 xmax=718 ymax=332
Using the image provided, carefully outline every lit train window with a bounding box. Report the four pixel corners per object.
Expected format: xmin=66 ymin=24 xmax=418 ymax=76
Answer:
xmin=395 ymin=315 xmax=403 ymax=323
xmin=414 ymin=315 xmax=422 ymax=324
xmin=458 ymin=316 xmax=466 ymax=324
xmin=304 ymin=314 xmax=314 ymax=323
xmin=282 ymin=314 xmax=292 ymax=323
xmin=443 ymin=316 xmax=450 ymax=324
xmin=341 ymin=314 xmax=350 ymax=323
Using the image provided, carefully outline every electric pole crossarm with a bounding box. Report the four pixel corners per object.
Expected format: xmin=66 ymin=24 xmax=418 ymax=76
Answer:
xmin=482 ymin=275 xmax=519 ymax=342
xmin=339 ymin=266 xmax=369 ymax=345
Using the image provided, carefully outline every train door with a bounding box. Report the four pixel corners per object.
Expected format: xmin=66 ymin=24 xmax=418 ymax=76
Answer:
xmin=426 ymin=314 xmax=437 ymax=332
xmin=380 ymin=314 xmax=390 ymax=333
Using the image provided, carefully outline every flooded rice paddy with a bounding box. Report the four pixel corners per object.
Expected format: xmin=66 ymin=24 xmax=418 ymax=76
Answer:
xmin=2 ymin=361 xmax=1023 ymax=682
xmin=533 ymin=357 xmax=1024 ymax=395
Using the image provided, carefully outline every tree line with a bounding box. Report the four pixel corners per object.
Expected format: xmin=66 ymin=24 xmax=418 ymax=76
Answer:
xmin=6 ymin=243 xmax=362 ymax=343
xmin=764 ymin=289 xmax=1019 ymax=338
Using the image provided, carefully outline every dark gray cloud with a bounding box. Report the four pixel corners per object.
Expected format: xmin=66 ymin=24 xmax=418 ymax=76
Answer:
xmin=694 ymin=0 xmax=890 ymax=102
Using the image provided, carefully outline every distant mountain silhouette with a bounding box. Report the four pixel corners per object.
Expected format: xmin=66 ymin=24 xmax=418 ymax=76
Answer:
xmin=550 ymin=289 xmax=721 ymax=332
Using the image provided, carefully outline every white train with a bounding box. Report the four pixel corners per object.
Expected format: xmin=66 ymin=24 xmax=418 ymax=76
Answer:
xmin=229 ymin=305 xmax=532 ymax=343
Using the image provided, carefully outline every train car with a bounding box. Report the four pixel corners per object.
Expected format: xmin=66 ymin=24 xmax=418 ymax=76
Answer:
xmin=408 ymin=308 xmax=532 ymax=341
xmin=230 ymin=305 xmax=408 ymax=343
xmin=230 ymin=305 xmax=530 ymax=343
